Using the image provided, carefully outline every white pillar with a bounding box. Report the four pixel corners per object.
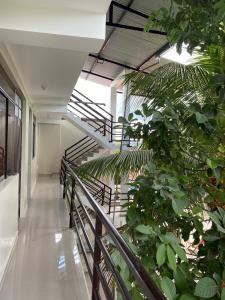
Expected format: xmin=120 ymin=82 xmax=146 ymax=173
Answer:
xmin=110 ymin=86 xmax=117 ymax=121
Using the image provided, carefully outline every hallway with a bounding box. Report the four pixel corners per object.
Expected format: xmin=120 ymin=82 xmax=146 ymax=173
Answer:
xmin=0 ymin=176 xmax=89 ymax=300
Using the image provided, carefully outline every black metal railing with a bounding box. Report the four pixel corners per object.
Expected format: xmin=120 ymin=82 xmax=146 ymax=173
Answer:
xmin=63 ymin=135 xmax=135 ymax=216
xmin=68 ymin=89 xmax=114 ymax=141
xmin=61 ymin=158 xmax=114 ymax=214
xmin=65 ymin=136 xmax=100 ymax=164
xmin=67 ymin=89 xmax=142 ymax=146
xmin=61 ymin=158 xmax=166 ymax=300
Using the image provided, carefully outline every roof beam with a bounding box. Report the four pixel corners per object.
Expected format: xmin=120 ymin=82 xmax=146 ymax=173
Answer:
xmin=86 ymin=0 xmax=135 ymax=80
xmin=136 ymin=42 xmax=170 ymax=70
xmin=110 ymin=1 xmax=149 ymax=19
xmin=107 ymin=1 xmax=167 ymax=36
xmin=106 ymin=22 xmax=166 ymax=35
xmin=89 ymin=54 xmax=149 ymax=74
xmin=82 ymin=70 xmax=114 ymax=81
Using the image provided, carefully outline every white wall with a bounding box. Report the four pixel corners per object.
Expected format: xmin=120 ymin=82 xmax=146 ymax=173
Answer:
xmin=60 ymin=119 xmax=86 ymax=157
xmin=76 ymin=79 xmax=111 ymax=111
xmin=31 ymin=123 xmax=39 ymax=193
xmin=20 ymin=101 xmax=38 ymax=216
xmin=37 ymin=119 xmax=86 ymax=174
xmin=38 ymin=123 xmax=61 ymax=175
xmin=0 ymin=175 xmax=19 ymax=284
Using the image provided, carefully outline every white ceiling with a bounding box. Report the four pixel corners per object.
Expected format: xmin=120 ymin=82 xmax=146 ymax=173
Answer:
xmin=0 ymin=0 xmax=111 ymax=14
xmin=8 ymin=44 xmax=87 ymax=106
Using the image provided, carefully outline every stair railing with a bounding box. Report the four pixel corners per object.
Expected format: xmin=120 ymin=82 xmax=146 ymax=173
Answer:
xmin=68 ymin=89 xmax=114 ymax=141
xmin=65 ymin=136 xmax=99 ymax=163
xmin=61 ymin=158 xmax=166 ymax=300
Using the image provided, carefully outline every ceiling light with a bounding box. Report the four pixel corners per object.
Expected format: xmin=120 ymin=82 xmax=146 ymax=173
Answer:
xmin=97 ymin=57 xmax=104 ymax=64
xmin=161 ymin=45 xmax=198 ymax=65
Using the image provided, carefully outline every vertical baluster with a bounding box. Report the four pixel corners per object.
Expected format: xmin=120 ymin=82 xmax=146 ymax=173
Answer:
xmin=92 ymin=215 xmax=102 ymax=300
xmin=101 ymin=185 xmax=105 ymax=206
xmin=108 ymin=188 xmax=112 ymax=214
xmin=69 ymin=178 xmax=76 ymax=228
xmin=110 ymin=115 xmax=113 ymax=142
xmin=62 ymin=162 xmax=67 ymax=199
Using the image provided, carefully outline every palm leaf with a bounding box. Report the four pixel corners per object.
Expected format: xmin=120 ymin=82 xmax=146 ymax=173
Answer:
xmin=76 ymin=150 xmax=154 ymax=181
xmin=124 ymin=63 xmax=210 ymax=108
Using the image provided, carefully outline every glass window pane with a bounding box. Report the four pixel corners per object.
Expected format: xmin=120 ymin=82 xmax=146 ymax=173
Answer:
xmin=7 ymin=101 xmax=22 ymax=175
xmin=0 ymin=94 xmax=6 ymax=177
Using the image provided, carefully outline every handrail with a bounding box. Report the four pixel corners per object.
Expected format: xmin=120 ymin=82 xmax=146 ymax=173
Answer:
xmin=63 ymin=158 xmax=112 ymax=209
xmin=69 ymin=90 xmax=114 ymax=140
xmin=65 ymin=136 xmax=99 ymax=163
xmin=62 ymin=158 xmax=166 ymax=300
xmin=73 ymin=89 xmax=113 ymax=119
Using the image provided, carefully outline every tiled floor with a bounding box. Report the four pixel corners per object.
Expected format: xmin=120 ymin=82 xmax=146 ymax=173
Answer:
xmin=0 ymin=176 xmax=89 ymax=300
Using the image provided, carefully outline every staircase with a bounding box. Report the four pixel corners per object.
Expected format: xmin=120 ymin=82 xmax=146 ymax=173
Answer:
xmin=61 ymin=89 xmax=131 ymax=222
xmin=59 ymin=91 xmax=166 ymax=300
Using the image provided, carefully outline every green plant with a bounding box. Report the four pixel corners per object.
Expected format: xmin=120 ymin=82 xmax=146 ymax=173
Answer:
xmin=77 ymin=46 xmax=225 ymax=299
xmin=145 ymin=0 xmax=225 ymax=53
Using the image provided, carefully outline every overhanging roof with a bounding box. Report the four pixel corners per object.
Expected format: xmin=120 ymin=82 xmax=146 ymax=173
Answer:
xmin=80 ymin=0 xmax=170 ymax=86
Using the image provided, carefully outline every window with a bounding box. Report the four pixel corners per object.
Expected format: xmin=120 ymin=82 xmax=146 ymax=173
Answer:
xmin=0 ymin=88 xmax=22 ymax=180
xmin=0 ymin=94 xmax=6 ymax=178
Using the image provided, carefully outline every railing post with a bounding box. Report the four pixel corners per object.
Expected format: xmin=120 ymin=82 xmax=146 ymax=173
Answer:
xmin=60 ymin=160 xmax=63 ymax=185
xmin=101 ymin=186 xmax=105 ymax=206
xmin=92 ymin=215 xmax=103 ymax=300
xmin=69 ymin=178 xmax=76 ymax=228
xmin=63 ymin=163 xmax=67 ymax=199
xmin=104 ymin=119 xmax=106 ymax=136
xmin=108 ymin=188 xmax=112 ymax=214
xmin=110 ymin=115 xmax=113 ymax=142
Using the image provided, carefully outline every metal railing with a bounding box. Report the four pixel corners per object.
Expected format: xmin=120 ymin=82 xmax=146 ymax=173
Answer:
xmin=68 ymin=89 xmax=114 ymax=141
xmin=65 ymin=136 xmax=100 ymax=164
xmin=61 ymin=158 xmax=166 ymax=300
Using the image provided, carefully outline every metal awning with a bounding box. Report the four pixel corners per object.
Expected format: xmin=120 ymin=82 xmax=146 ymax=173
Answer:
xmin=80 ymin=0 xmax=170 ymax=86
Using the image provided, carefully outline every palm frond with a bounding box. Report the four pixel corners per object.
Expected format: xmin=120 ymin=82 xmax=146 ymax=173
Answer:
xmin=196 ymin=46 xmax=225 ymax=75
xmin=76 ymin=150 xmax=154 ymax=181
xmin=124 ymin=63 xmax=210 ymax=107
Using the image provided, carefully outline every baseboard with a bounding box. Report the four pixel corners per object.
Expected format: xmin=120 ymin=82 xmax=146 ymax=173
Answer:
xmin=0 ymin=232 xmax=18 ymax=290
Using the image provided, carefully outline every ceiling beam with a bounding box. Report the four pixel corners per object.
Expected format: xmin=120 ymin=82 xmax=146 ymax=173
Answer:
xmin=89 ymin=54 xmax=149 ymax=74
xmin=86 ymin=0 xmax=135 ymax=80
xmin=107 ymin=1 xmax=166 ymax=36
xmin=110 ymin=1 xmax=149 ymax=19
xmin=136 ymin=42 xmax=170 ymax=70
xmin=106 ymin=22 xmax=166 ymax=35
xmin=82 ymin=70 xmax=114 ymax=81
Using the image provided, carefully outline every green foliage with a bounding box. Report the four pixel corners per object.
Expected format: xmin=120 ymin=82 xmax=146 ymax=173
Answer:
xmin=160 ymin=277 xmax=176 ymax=300
xmin=78 ymin=47 xmax=225 ymax=298
xmin=106 ymin=46 xmax=225 ymax=299
xmin=76 ymin=149 xmax=153 ymax=182
xmin=145 ymin=0 xmax=225 ymax=53
xmin=194 ymin=277 xmax=218 ymax=298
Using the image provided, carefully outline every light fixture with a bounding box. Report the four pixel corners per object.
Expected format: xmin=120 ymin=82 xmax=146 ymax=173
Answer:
xmin=97 ymin=57 xmax=104 ymax=64
xmin=161 ymin=44 xmax=198 ymax=65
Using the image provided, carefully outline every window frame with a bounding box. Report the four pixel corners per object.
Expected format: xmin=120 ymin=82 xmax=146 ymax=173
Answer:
xmin=0 ymin=86 xmax=22 ymax=181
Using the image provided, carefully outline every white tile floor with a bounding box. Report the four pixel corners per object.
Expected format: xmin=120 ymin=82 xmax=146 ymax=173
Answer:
xmin=0 ymin=176 xmax=89 ymax=300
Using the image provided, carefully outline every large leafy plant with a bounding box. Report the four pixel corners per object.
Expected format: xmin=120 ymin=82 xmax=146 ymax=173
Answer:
xmin=77 ymin=48 xmax=225 ymax=299
xmin=145 ymin=0 xmax=225 ymax=53
xmin=118 ymin=100 xmax=225 ymax=299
